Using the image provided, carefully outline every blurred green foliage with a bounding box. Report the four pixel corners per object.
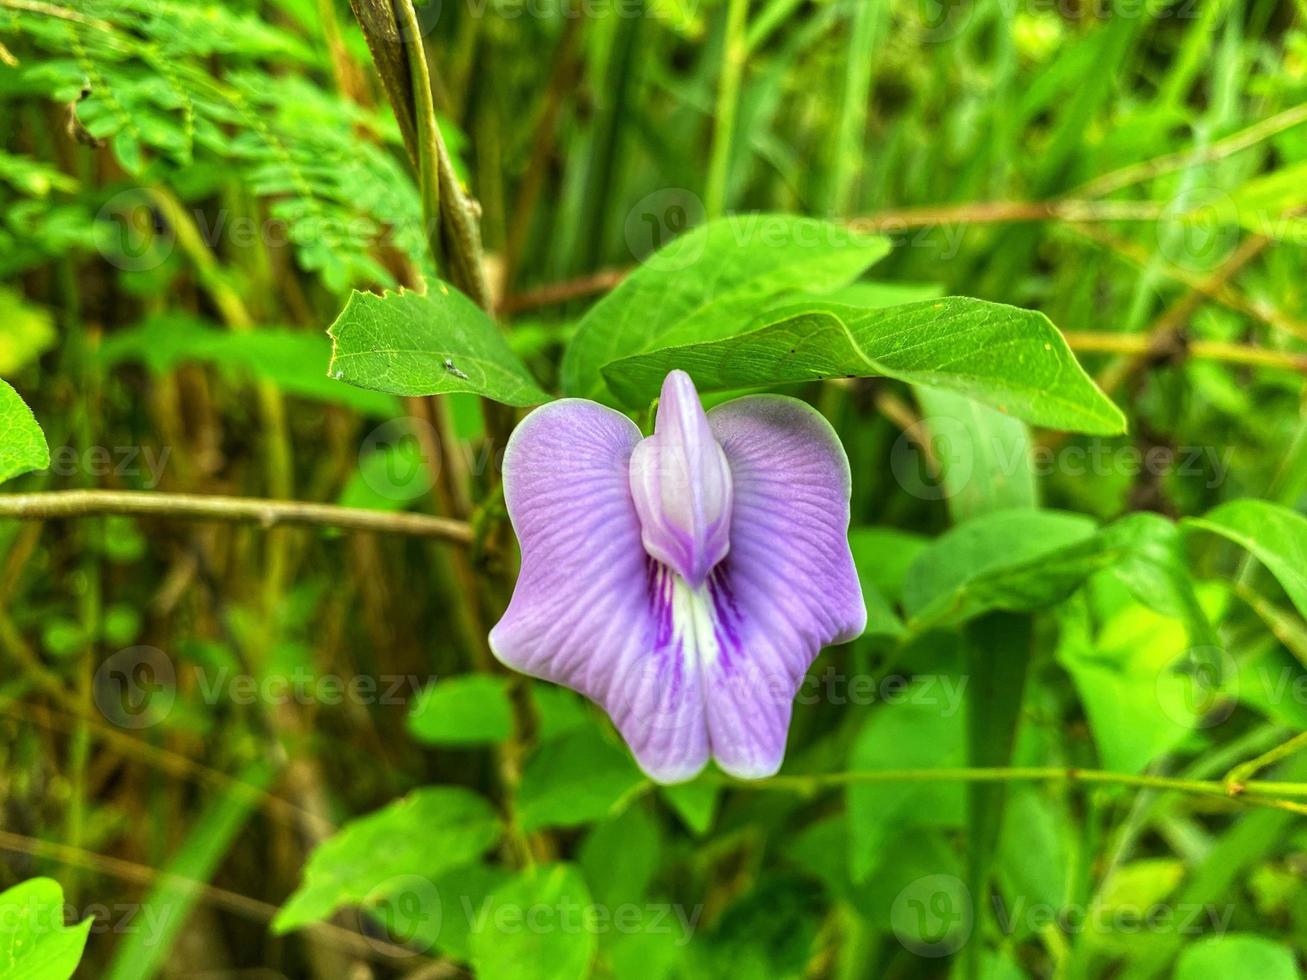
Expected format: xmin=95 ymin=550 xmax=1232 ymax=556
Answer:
xmin=2 ymin=0 xmax=1307 ymax=978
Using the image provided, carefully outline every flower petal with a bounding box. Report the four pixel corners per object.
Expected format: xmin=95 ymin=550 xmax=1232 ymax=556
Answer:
xmin=489 ymin=399 xmax=710 ymax=783
xmin=703 ymin=395 xmax=866 ymax=778
xmin=629 ymin=370 xmax=733 ymax=587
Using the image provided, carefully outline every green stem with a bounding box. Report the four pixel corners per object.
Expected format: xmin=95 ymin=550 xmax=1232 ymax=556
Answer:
xmin=704 ymin=0 xmax=749 ymax=220
xmin=740 ymin=765 xmax=1307 ymax=802
xmin=395 ymin=0 xmax=443 ymax=271
xmin=1226 ymin=731 xmax=1307 ymax=788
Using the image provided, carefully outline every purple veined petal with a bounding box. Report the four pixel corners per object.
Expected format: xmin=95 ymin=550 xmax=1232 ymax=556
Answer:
xmin=489 ymin=398 xmax=710 ymax=783
xmin=702 ymin=395 xmax=867 ymax=779
xmin=629 ymin=370 xmax=734 ymax=587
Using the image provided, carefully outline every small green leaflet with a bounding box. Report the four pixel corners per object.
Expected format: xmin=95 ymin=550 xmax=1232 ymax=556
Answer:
xmin=602 ymin=298 xmax=1128 ymax=435
xmin=0 ymin=878 xmax=92 ymax=980
xmin=561 ymin=214 xmax=891 ymax=402
xmin=408 ymin=675 xmax=514 ymax=746
xmin=273 ymin=787 xmax=501 ymax=933
xmin=1186 ymin=499 xmax=1307 ymax=620
xmin=0 ymin=378 xmax=49 ymax=485
xmin=328 ymin=281 xmax=550 ymax=406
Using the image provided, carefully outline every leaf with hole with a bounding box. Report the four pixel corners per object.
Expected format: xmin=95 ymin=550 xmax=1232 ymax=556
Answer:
xmin=328 ymin=282 xmax=550 ymax=406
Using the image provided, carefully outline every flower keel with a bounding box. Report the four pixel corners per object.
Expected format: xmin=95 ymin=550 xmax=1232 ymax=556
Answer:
xmin=629 ymin=371 xmax=733 ymax=588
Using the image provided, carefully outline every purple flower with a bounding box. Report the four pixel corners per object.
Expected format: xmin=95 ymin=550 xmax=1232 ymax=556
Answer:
xmin=489 ymin=370 xmax=865 ymax=783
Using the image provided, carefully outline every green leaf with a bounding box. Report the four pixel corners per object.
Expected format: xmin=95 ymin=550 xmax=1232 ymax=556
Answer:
xmin=902 ymin=509 xmax=1099 ymax=628
xmin=601 ymin=298 xmax=1127 ymax=434
xmin=0 ymin=878 xmax=92 ymax=980
xmin=1186 ymin=499 xmax=1307 ymax=621
xmin=0 ymin=378 xmax=49 ymax=484
xmin=517 ymin=727 xmax=645 ymax=831
xmin=913 ymin=386 xmax=1037 ymax=523
xmin=562 ymin=214 xmax=891 ymax=402
xmin=328 ymin=282 xmax=550 ymax=406
xmin=100 ymin=314 xmax=401 ymax=417
xmin=470 ymin=864 xmax=597 ymax=980
xmin=1174 ymin=934 xmax=1299 ymax=980
xmin=338 ymin=430 xmax=436 ymax=512
xmin=1097 ymin=858 xmax=1184 ymax=913
xmin=273 ymin=787 xmax=501 ymax=932
xmin=408 ymin=675 xmax=514 ymax=746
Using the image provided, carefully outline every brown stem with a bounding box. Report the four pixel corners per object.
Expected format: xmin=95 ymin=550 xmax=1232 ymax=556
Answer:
xmin=0 ymin=490 xmax=473 ymax=542
xmin=1065 ymin=331 xmax=1307 ymax=374
xmin=1066 ymin=223 xmax=1307 ymax=342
